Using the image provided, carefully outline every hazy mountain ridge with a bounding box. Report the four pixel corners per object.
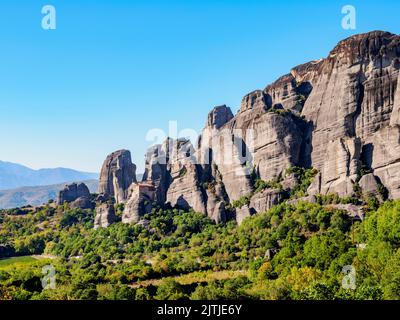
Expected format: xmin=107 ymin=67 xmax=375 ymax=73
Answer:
xmin=0 ymin=180 xmax=99 ymax=209
xmin=0 ymin=160 xmax=98 ymax=190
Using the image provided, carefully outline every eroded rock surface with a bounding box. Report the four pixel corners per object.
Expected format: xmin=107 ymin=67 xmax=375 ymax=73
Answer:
xmin=94 ymin=203 xmax=117 ymax=229
xmin=95 ymin=31 xmax=400 ymax=227
xmin=302 ymin=31 xmax=400 ymax=198
xmin=235 ymin=205 xmax=252 ymax=226
xmin=98 ymin=150 xmax=137 ymax=203
xmin=359 ymin=173 xmax=380 ymax=196
xmin=122 ymin=182 xmax=156 ymax=224
xmin=57 ymin=182 xmax=91 ymax=206
xmin=249 ymin=189 xmax=284 ymax=214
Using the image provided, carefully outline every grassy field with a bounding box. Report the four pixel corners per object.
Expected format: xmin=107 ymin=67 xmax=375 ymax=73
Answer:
xmin=0 ymin=256 xmax=38 ymax=268
xmin=130 ymin=269 xmax=247 ymax=288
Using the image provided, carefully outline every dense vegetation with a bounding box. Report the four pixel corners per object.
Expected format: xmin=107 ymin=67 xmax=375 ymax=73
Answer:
xmin=0 ymin=196 xmax=400 ymax=300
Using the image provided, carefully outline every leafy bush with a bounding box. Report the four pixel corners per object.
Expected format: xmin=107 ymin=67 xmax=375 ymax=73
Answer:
xmin=1 ymin=196 xmax=400 ymax=301
xmin=232 ymin=195 xmax=251 ymax=209
xmin=286 ymin=167 xmax=318 ymax=199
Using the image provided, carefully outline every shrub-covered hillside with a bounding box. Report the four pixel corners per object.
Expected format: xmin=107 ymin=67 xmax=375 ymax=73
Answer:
xmin=0 ymin=199 xmax=399 ymax=300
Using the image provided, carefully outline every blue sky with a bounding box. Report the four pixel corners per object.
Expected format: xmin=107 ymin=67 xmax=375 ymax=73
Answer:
xmin=0 ymin=0 xmax=399 ymax=173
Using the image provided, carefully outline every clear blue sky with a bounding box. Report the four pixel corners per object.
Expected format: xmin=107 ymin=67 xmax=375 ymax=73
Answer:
xmin=0 ymin=0 xmax=399 ymax=173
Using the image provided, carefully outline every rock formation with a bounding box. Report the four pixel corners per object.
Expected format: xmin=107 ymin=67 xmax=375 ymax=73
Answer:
xmin=95 ymin=31 xmax=400 ymax=227
xmin=235 ymin=205 xmax=252 ymax=226
xmin=165 ymin=139 xmax=207 ymax=214
xmin=94 ymin=203 xmax=117 ymax=229
xmin=57 ymin=182 xmax=91 ymax=208
xmin=301 ymin=31 xmax=400 ymax=197
xmin=98 ymin=150 xmax=137 ymax=203
xmin=70 ymin=197 xmax=94 ymax=210
xmin=142 ymin=139 xmax=172 ymax=204
xmin=206 ymin=105 xmax=234 ymax=129
xmin=249 ymin=189 xmax=283 ymax=215
xmin=122 ymin=182 xmax=155 ymax=224
xmin=359 ymin=173 xmax=380 ymax=197
xmin=197 ymin=105 xmax=254 ymax=203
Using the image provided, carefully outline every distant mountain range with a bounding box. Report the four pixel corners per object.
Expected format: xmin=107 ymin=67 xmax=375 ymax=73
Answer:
xmin=0 ymin=180 xmax=99 ymax=209
xmin=0 ymin=160 xmax=98 ymax=190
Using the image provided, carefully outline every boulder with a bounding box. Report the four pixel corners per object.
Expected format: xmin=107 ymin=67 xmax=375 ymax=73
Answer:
xmin=359 ymin=173 xmax=380 ymax=196
xmin=57 ymin=182 xmax=91 ymax=205
xmin=235 ymin=205 xmax=252 ymax=226
xmin=94 ymin=203 xmax=117 ymax=229
xmin=328 ymin=204 xmax=364 ymax=221
xmin=249 ymin=189 xmax=283 ymax=214
xmin=70 ymin=197 xmax=94 ymax=210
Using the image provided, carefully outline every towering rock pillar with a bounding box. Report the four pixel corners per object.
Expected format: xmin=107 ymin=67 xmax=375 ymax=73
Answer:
xmin=302 ymin=31 xmax=400 ymax=197
xmin=98 ymin=149 xmax=137 ymax=203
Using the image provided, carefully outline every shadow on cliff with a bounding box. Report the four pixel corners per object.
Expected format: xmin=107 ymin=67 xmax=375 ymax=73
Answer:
xmin=175 ymin=195 xmax=191 ymax=211
xmin=293 ymin=116 xmax=314 ymax=168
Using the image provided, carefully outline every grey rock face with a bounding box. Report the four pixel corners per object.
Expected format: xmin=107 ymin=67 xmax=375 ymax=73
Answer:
xmin=197 ymin=92 xmax=304 ymax=210
xmin=94 ymin=203 xmax=117 ymax=229
xmin=198 ymin=105 xmax=255 ymax=205
xmin=206 ymin=105 xmax=234 ymax=129
xmin=249 ymin=189 xmax=283 ymax=214
xmin=329 ymin=204 xmax=364 ymax=221
xmin=142 ymin=139 xmax=174 ymax=204
xmin=122 ymin=183 xmax=155 ymax=224
xmin=97 ymin=31 xmax=400 ymax=227
xmin=57 ymin=182 xmax=90 ymax=205
xmin=70 ymin=197 xmax=94 ymax=210
xmin=235 ymin=205 xmax=252 ymax=226
xmin=198 ymin=126 xmax=254 ymax=202
xmin=98 ymin=150 xmax=137 ymax=203
xmin=244 ymin=112 xmax=303 ymax=183
xmin=302 ymin=31 xmax=400 ymax=198
xmin=165 ymin=139 xmax=207 ymax=214
xmin=210 ymin=201 xmax=227 ymax=224
xmin=307 ymin=172 xmax=322 ymax=196
xmin=198 ymin=31 xmax=400 ymax=221
xmin=240 ymin=90 xmax=270 ymax=113
xmin=141 ymin=136 xmax=231 ymax=223
xmin=318 ymin=138 xmax=361 ymax=197
xmin=369 ymin=126 xmax=400 ymax=199
xmin=359 ymin=173 xmax=380 ymax=196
